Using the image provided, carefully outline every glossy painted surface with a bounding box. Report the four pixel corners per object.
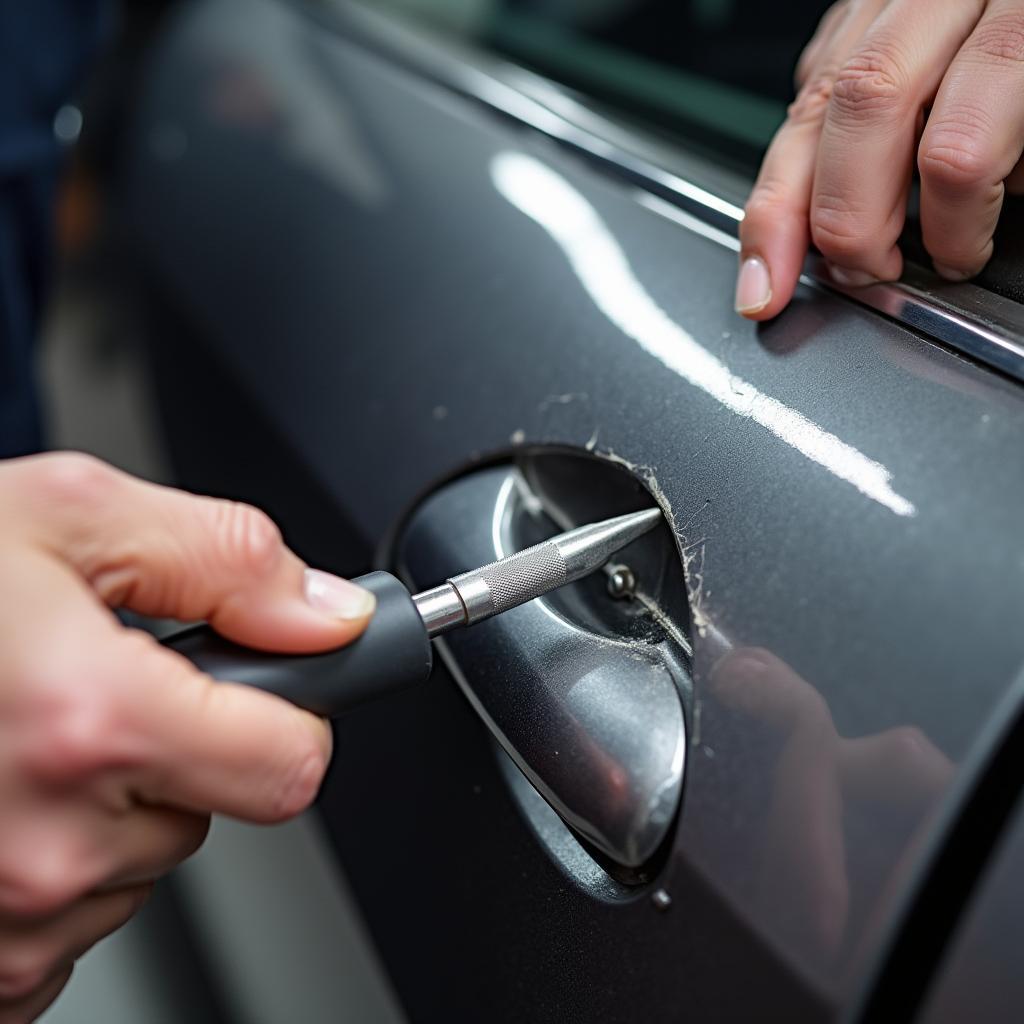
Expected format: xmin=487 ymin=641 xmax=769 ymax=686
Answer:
xmin=344 ymin=0 xmax=1024 ymax=394
xmin=123 ymin=0 xmax=1024 ymax=1018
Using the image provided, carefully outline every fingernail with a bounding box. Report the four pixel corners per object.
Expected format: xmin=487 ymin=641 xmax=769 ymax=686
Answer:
xmin=933 ymin=263 xmax=973 ymax=282
xmin=304 ymin=569 xmax=376 ymax=620
xmin=735 ymin=255 xmax=772 ymax=314
xmin=827 ymin=264 xmax=878 ymax=287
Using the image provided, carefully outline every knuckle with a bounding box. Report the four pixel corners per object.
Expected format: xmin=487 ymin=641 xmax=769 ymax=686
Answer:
xmin=919 ymin=145 xmax=990 ymax=197
xmin=16 ymin=680 xmax=119 ymax=785
xmin=0 ymin=854 xmax=83 ymax=920
xmin=212 ymin=501 xmax=283 ymax=577
xmin=25 ymin=452 xmax=114 ymax=509
xmin=41 ymin=699 xmax=116 ymax=783
xmin=920 ymin=115 xmax=997 ymax=195
xmin=810 ymin=197 xmax=871 ymax=260
xmin=831 ymin=47 xmax=906 ymax=121
xmin=964 ymin=12 xmax=1024 ymax=66
xmin=787 ymin=73 xmax=835 ymax=126
xmin=743 ymin=181 xmax=796 ymax=230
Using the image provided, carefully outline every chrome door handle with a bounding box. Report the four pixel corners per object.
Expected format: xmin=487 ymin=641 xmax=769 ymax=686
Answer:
xmin=397 ymin=465 xmax=687 ymax=870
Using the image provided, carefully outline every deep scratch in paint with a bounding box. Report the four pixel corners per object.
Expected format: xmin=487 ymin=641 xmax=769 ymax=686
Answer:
xmin=492 ymin=153 xmax=916 ymax=518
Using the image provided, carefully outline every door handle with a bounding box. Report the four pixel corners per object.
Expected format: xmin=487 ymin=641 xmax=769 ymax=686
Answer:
xmin=397 ymin=464 xmax=688 ymax=870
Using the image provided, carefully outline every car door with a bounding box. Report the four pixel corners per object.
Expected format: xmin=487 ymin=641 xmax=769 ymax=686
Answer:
xmin=120 ymin=0 xmax=1024 ymax=1020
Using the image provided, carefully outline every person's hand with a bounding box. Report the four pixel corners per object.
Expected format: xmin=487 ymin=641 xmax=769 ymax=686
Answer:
xmin=711 ymin=647 xmax=952 ymax=973
xmin=0 ymin=453 xmax=375 ymax=1022
xmin=736 ymin=0 xmax=1024 ymax=319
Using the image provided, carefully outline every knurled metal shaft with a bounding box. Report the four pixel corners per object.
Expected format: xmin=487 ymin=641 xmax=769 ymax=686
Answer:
xmin=412 ymin=507 xmax=662 ymax=638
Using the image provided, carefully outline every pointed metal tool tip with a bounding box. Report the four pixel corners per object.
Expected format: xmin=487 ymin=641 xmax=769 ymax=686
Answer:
xmin=413 ymin=504 xmax=664 ymax=637
xmin=627 ymin=507 xmax=663 ymax=527
xmin=553 ymin=505 xmax=663 ymax=579
xmin=597 ymin=506 xmax=663 ymax=547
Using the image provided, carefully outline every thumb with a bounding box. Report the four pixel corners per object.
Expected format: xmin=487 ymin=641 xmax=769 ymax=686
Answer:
xmin=24 ymin=453 xmax=375 ymax=653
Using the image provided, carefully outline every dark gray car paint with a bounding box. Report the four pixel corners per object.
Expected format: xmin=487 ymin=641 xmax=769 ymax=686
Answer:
xmin=122 ymin=0 xmax=1024 ymax=1018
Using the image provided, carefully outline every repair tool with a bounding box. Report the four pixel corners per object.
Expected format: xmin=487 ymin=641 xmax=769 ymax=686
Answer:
xmin=163 ymin=507 xmax=662 ymax=715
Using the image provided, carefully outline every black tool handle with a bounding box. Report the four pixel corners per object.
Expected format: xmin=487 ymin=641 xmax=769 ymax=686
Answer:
xmin=162 ymin=571 xmax=432 ymax=717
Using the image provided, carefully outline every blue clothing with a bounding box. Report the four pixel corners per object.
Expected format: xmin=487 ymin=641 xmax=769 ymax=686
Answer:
xmin=0 ymin=1 xmax=111 ymax=457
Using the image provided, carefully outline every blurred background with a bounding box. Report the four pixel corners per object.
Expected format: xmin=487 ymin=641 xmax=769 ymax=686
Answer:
xmin=29 ymin=4 xmax=404 ymax=1021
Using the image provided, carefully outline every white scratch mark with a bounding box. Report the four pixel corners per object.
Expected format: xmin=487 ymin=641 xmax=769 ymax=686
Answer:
xmin=678 ymin=498 xmax=711 ymax=535
xmin=492 ymin=153 xmax=916 ymax=518
xmin=681 ymin=537 xmax=709 ymax=635
xmin=596 ymin=446 xmax=716 ymax=643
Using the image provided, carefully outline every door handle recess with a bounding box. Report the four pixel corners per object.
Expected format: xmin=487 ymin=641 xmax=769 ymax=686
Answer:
xmin=397 ymin=464 xmax=687 ymax=870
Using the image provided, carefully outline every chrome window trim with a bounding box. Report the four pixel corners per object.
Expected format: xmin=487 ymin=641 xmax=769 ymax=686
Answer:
xmin=321 ymin=0 xmax=1024 ymax=385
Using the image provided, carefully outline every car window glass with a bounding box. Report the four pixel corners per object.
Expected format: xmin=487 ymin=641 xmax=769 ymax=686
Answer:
xmin=354 ymin=0 xmax=836 ymax=168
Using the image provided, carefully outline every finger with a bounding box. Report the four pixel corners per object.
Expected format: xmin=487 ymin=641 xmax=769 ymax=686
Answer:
xmin=0 ymin=965 xmax=72 ymax=1023
xmin=801 ymin=0 xmax=892 ymax=85
xmin=711 ymin=648 xmax=831 ymax=731
xmin=838 ymin=726 xmax=954 ymax=806
xmin=918 ymin=0 xmax=1024 ymax=279
xmin=796 ymin=0 xmax=851 ymax=88
xmin=17 ymin=453 xmax=374 ymax=654
xmin=811 ymin=0 xmax=986 ymax=282
xmin=712 ymin=650 xmax=848 ymax=953
xmin=761 ymin=718 xmax=849 ymax=954
xmin=117 ymin=629 xmax=332 ymax=822
xmin=737 ymin=0 xmax=888 ymax=319
xmin=5 ymin=554 xmax=330 ymax=836
xmin=737 ymin=89 xmax=824 ymax=319
xmin=0 ymin=768 xmax=208 ymax=912
xmin=99 ymin=808 xmax=210 ymax=889
xmin=0 ymin=885 xmax=149 ymax=1007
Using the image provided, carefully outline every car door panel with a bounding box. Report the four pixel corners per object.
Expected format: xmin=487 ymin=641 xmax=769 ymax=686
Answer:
xmin=122 ymin=0 xmax=1024 ymax=1018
